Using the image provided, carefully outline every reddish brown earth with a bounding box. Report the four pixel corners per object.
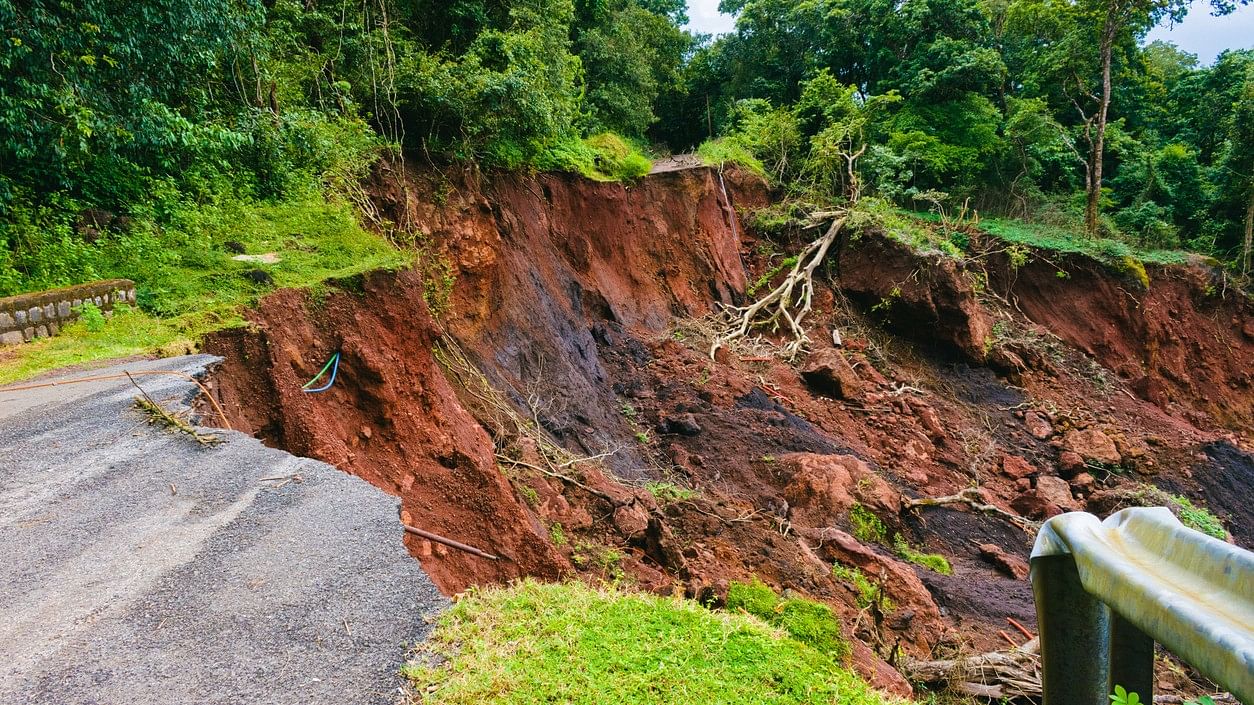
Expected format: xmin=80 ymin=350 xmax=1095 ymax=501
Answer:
xmin=202 ymin=162 xmax=1254 ymax=696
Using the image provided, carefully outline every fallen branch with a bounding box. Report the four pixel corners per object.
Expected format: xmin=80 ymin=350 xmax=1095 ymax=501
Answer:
xmin=129 ymin=372 xmax=222 ymax=446
xmin=903 ymin=640 xmax=1041 ymax=701
xmin=2 ymin=368 xmax=232 ymax=430
xmin=496 ymin=454 xmax=621 ymax=506
xmin=903 ymin=487 xmax=1040 ymax=532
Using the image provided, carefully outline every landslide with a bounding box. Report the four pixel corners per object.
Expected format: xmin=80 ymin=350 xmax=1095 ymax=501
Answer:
xmin=201 ymin=162 xmax=1254 ymax=695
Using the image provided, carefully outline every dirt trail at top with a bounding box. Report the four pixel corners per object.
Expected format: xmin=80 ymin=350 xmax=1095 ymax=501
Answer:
xmin=649 ymin=154 xmax=703 ymax=173
xmin=0 ymin=356 xmax=445 ymax=705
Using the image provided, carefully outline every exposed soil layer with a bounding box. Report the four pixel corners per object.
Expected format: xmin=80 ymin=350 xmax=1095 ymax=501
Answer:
xmin=203 ymin=163 xmax=1253 ymax=694
xmin=204 ymin=273 xmax=569 ymax=592
xmin=991 ymin=253 xmax=1254 ymax=433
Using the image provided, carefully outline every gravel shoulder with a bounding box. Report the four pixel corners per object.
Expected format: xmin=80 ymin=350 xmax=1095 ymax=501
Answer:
xmin=0 ymin=355 xmax=447 ymax=705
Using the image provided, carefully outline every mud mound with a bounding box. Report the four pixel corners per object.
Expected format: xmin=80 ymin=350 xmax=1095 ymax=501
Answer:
xmin=204 ymin=271 xmax=569 ymax=593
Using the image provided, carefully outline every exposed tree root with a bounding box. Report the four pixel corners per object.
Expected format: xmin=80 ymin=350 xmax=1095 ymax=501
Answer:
xmin=903 ymin=487 xmax=1041 ymax=532
xmin=711 ymin=212 xmax=846 ymax=360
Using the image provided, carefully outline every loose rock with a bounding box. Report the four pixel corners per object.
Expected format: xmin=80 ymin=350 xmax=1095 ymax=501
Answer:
xmin=800 ymin=349 xmax=863 ymax=400
xmin=1064 ymin=429 xmax=1121 ymax=465
xmin=978 ymin=543 xmax=1030 ymax=580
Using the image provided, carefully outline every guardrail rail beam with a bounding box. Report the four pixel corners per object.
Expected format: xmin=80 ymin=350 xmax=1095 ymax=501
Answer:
xmin=1031 ymin=507 xmax=1253 ymax=704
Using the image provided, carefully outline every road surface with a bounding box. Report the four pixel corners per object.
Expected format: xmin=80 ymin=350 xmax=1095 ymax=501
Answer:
xmin=0 ymin=355 xmax=447 ymax=705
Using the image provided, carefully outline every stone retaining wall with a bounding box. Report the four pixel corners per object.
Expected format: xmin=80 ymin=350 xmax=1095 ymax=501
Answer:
xmin=0 ymin=279 xmax=137 ymax=346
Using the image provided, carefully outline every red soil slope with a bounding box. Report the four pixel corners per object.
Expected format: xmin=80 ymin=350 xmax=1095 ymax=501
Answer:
xmin=203 ymin=163 xmax=1254 ymax=694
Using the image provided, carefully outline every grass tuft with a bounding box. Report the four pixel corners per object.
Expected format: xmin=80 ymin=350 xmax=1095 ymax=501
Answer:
xmin=726 ymin=577 xmax=850 ymax=661
xmin=406 ymin=580 xmax=886 ymax=705
xmin=892 ymin=536 xmax=953 ymax=575
xmin=696 ymin=138 xmax=767 ymax=179
xmin=832 ymin=564 xmax=895 ymax=612
xmin=644 ymin=481 xmax=696 ymax=504
xmin=536 ymin=133 xmax=652 ymax=181
xmin=849 ymin=503 xmax=888 ymax=545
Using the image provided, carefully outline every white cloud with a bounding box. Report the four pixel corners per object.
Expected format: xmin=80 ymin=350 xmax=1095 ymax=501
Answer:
xmin=685 ymin=0 xmax=737 ymax=35
xmin=1145 ymin=2 xmax=1254 ymax=65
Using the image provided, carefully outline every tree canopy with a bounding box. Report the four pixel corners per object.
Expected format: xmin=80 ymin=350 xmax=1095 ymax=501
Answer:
xmin=2 ymin=0 xmax=1252 ymax=286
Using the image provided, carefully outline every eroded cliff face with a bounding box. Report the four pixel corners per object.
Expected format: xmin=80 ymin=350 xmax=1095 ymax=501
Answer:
xmin=368 ymin=163 xmax=767 ymax=475
xmin=203 ymin=162 xmax=1254 ymax=695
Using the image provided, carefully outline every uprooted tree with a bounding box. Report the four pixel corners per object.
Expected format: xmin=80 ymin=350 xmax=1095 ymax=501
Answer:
xmin=709 ymin=85 xmax=877 ymax=360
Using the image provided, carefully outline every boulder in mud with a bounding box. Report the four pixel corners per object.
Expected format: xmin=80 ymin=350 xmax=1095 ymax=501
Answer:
xmin=1058 ymin=450 xmax=1086 ymax=475
xmin=1069 ymin=472 xmax=1097 ymax=496
xmin=1000 ymin=454 xmax=1038 ymax=479
xmin=781 ymin=453 xmax=899 ymax=527
xmin=613 ymin=502 xmax=651 ymax=539
xmin=1064 ymin=428 xmax=1121 ymax=465
xmin=1035 ymin=475 xmax=1081 ymax=513
xmin=800 ymin=349 xmax=863 ymax=400
xmin=1024 ymin=411 xmax=1053 ymax=439
xmin=659 ymin=412 xmax=703 ymax=436
xmin=1012 ymin=479 xmax=1078 ymax=519
xmin=977 ymin=543 xmax=1029 ymax=580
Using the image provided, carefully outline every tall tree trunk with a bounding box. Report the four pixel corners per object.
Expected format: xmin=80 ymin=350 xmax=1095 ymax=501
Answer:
xmin=1085 ymin=20 xmax=1117 ymax=236
xmin=1243 ymin=186 xmax=1253 ymax=278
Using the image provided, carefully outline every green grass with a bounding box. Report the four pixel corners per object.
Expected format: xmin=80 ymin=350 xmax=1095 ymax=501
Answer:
xmin=848 ymin=199 xmax=965 ymax=259
xmin=1124 ymin=484 xmax=1227 ymax=540
xmin=0 ymin=305 xmax=184 ymax=385
xmin=892 ymin=536 xmax=952 ymax=575
xmin=726 ymin=577 xmax=850 ymax=661
xmin=130 ymin=195 xmax=409 ymax=324
xmin=536 ymin=133 xmax=652 ymax=181
xmin=0 ymin=194 xmax=410 ymax=384
xmin=406 ymin=580 xmax=887 ymax=705
xmin=644 ymin=481 xmax=696 ymax=504
xmin=849 ymin=503 xmax=888 ymax=545
xmin=832 ymin=564 xmax=895 ymax=612
xmin=842 ymin=201 xmax=1194 ymax=279
xmin=1170 ymin=495 xmax=1226 ymax=540
xmin=978 ymin=217 xmax=1193 ymax=268
xmin=697 ymin=138 xmax=767 ymax=179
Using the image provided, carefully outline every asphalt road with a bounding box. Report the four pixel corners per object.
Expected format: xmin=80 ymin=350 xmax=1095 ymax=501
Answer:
xmin=0 ymin=355 xmax=447 ymax=705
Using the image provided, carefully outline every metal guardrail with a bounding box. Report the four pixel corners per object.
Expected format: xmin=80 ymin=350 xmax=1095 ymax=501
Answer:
xmin=1030 ymin=507 xmax=1253 ymax=705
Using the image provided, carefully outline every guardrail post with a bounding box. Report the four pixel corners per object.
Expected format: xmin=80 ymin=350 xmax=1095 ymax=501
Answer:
xmin=1110 ymin=613 xmax=1154 ymax=702
xmin=1031 ymin=553 xmax=1111 ymax=705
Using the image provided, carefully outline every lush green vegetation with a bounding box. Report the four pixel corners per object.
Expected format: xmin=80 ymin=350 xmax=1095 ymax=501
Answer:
xmin=1 ymin=0 xmax=678 ymax=378
xmin=1 ymin=0 xmax=1250 ymax=383
xmin=662 ymin=0 xmax=1253 ymax=272
xmin=0 ymin=305 xmax=181 ymax=385
xmin=405 ymin=579 xmax=887 ymax=705
xmin=726 ymin=577 xmax=851 ymax=661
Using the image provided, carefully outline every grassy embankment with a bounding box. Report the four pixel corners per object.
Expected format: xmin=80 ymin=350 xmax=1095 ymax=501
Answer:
xmin=404 ymin=579 xmax=895 ymax=705
xmin=0 ymin=134 xmax=653 ymax=385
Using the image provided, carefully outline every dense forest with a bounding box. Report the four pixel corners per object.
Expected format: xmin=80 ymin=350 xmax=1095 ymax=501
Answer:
xmin=1 ymin=0 xmax=1252 ymax=300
